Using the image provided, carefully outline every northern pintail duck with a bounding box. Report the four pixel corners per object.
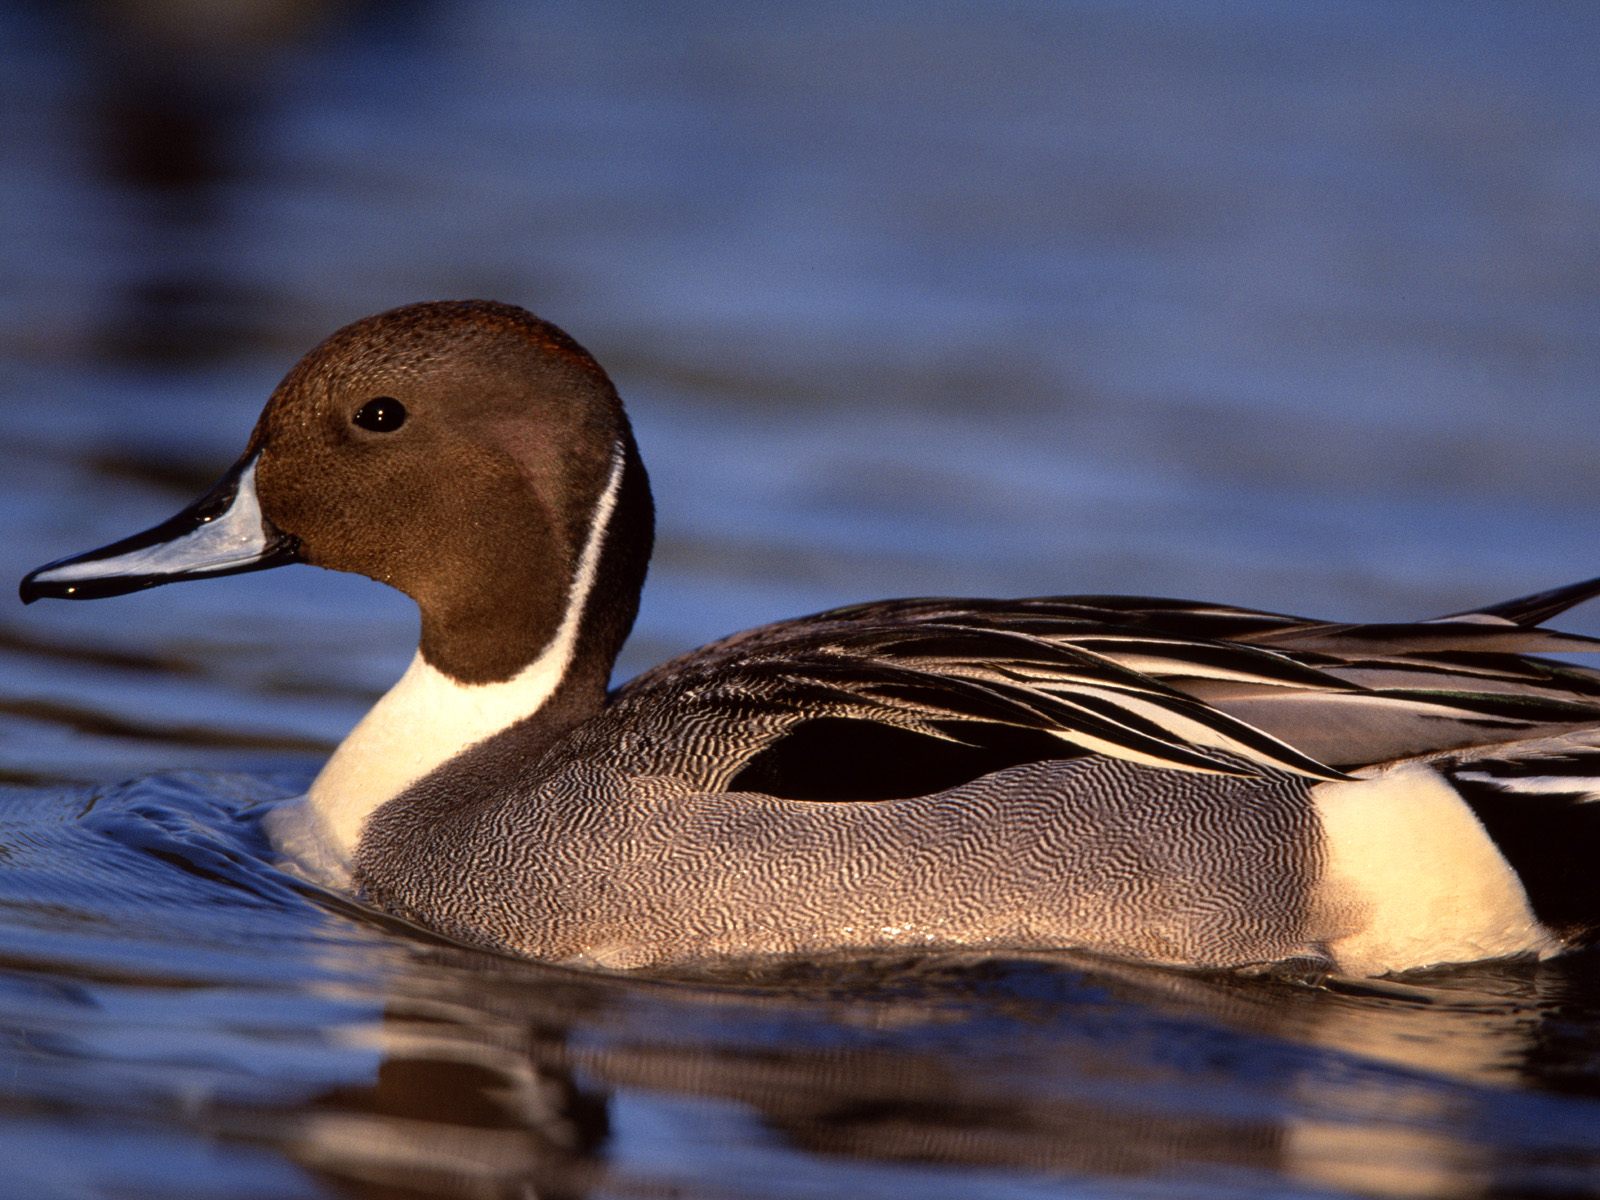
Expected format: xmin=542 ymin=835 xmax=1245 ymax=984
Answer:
xmin=21 ymin=301 xmax=1600 ymax=975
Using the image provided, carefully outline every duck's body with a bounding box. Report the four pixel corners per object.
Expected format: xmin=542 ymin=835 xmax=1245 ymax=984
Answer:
xmin=350 ymin=591 xmax=1599 ymax=974
xmin=22 ymin=301 xmax=1600 ymax=975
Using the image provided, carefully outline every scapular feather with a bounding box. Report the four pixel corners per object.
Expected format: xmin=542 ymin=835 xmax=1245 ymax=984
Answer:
xmin=623 ymin=586 xmax=1600 ymax=803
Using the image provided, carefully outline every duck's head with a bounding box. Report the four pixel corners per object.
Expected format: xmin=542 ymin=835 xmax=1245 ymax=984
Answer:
xmin=21 ymin=301 xmax=654 ymax=689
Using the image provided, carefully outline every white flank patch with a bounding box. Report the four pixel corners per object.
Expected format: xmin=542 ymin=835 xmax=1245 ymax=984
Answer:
xmin=34 ymin=458 xmax=270 ymax=585
xmin=279 ymin=444 xmax=628 ymax=873
xmin=1312 ymin=762 xmax=1557 ymax=975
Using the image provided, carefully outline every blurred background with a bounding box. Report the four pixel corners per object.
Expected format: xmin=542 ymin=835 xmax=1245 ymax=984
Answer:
xmin=3 ymin=6 xmax=1600 ymax=1199
xmin=2 ymin=0 xmax=1599 ymax=780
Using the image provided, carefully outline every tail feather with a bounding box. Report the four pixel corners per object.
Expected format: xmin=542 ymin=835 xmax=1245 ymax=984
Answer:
xmin=1440 ymin=731 xmax=1600 ymax=942
xmin=1442 ymin=575 xmax=1600 ymax=629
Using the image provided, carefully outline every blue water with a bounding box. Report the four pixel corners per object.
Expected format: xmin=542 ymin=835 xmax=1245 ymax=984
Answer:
xmin=3 ymin=2 xmax=1600 ymax=1196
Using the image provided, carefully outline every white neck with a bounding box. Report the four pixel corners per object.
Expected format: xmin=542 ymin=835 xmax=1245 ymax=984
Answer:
xmin=269 ymin=445 xmax=627 ymax=881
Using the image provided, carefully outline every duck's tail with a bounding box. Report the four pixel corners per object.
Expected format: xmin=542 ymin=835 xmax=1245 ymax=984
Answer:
xmin=1441 ymin=575 xmax=1600 ymax=628
xmin=1434 ymin=730 xmax=1600 ymax=946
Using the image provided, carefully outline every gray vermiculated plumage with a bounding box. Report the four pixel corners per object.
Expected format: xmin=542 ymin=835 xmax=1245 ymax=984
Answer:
xmin=359 ymin=739 xmax=1327 ymax=968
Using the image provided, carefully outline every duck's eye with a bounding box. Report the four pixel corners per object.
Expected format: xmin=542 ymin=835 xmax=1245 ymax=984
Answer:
xmin=352 ymin=397 xmax=407 ymax=433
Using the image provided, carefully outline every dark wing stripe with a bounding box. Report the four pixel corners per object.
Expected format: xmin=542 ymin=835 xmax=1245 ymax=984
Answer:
xmin=1137 ymin=693 xmax=1356 ymax=781
xmin=794 ymin=663 xmax=1261 ymax=775
xmin=1242 ymin=621 xmax=1600 ymax=655
xmin=1036 ymin=688 xmax=1350 ymax=780
xmin=1061 ymin=636 xmax=1359 ymax=690
xmin=1362 ymin=688 xmax=1600 ymax=723
xmin=754 ymin=649 xmax=1306 ymax=777
xmin=1329 ymin=655 xmax=1600 ymax=687
xmin=819 ymin=646 xmax=1351 ymax=779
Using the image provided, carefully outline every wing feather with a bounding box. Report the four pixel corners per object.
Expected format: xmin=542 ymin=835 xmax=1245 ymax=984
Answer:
xmin=617 ymin=583 xmax=1600 ymax=792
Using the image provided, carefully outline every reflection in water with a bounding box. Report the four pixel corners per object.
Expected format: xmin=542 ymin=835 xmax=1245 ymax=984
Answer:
xmin=274 ymin=915 xmax=1600 ymax=1198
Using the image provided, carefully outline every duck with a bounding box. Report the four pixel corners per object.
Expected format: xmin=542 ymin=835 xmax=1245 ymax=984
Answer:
xmin=19 ymin=300 xmax=1600 ymax=975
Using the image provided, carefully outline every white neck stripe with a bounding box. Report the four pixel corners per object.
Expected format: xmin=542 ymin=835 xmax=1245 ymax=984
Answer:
xmin=278 ymin=443 xmax=628 ymax=879
xmin=541 ymin=441 xmax=628 ymax=680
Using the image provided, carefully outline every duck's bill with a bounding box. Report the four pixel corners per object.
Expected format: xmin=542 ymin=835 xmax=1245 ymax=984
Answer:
xmin=19 ymin=455 xmax=301 ymax=603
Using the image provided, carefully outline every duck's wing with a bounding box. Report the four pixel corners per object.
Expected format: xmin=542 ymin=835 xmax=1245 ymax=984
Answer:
xmin=615 ymin=612 xmax=1350 ymax=801
xmin=1169 ymin=582 xmax=1600 ymax=767
xmin=832 ymin=591 xmax=1600 ymax=768
xmin=617 ymin=585 xmax=1600 ymax=800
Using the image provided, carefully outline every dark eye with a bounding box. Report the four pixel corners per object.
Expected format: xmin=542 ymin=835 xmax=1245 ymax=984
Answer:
xmin=353 ymin=397 xmax=407 ymax=432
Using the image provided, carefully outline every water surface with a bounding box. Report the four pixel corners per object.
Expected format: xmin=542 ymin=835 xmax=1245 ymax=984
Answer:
xmin=2 ymin=3 xmax=1599 ymax=1196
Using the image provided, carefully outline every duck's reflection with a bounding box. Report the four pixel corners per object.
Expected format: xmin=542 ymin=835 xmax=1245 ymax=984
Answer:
xmin=278 ymin=937 xmax=1600 ymax=1200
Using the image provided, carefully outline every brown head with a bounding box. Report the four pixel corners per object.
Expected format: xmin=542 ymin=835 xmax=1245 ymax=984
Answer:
xmin=22 ymin=301 xmax=655 ymax=691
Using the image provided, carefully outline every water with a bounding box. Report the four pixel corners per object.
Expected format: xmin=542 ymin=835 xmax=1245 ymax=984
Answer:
xmin=3 ymin=2 xmax=1600 ymax=1195
xmin=8 ymin=775 xmax=1600 ymax=1200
